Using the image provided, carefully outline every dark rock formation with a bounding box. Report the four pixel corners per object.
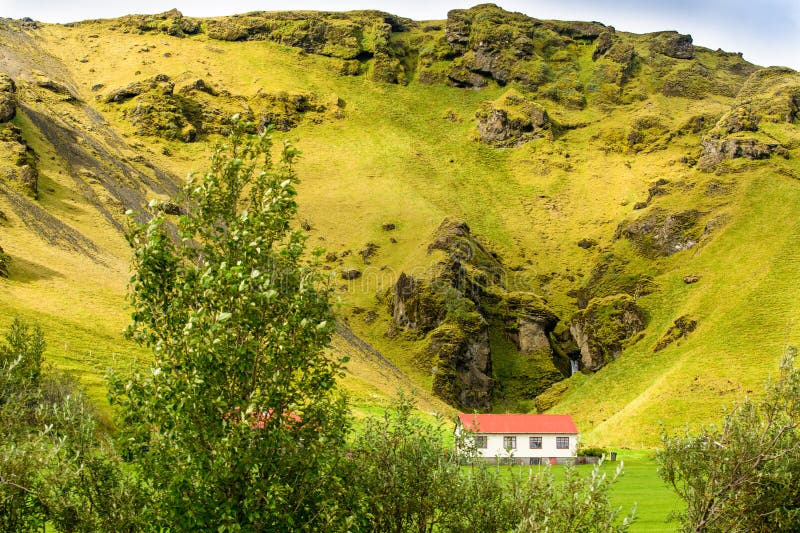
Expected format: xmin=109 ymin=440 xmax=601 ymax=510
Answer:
xmin=427 ymin=318 xmax=493 ymax=409
xmin=359 ymin=242 xmax=379 ymax=264
xmin=476 ymin=90 xmax=550 ymax=147
xmin=654 ymin=315 xmax=697 ymax=352
xmin=616 ymin=209 xmax=702 ymax=257
xmin=389 ymin=273 xmax=446 ymax=335
xmin=0 ymin=244 xmax=8 ymax=278
xmin=389 ymin=218 xmax=566 ymax=409
xmin=341 ymin=268 xmax=362 ymax=280
xmin=104 ymin=74 xmax=174 ymax=103
xmin=570 ymin=294 xmax=645 ymax=371
xmin=0 ymin=74 xmax=16 ymax=123
xmin=577 ymin=238 xmax=597 ymax=249
xmin=503 ymin=292 xmax=558 ymax=355
xmin=592 ymin=29 xmax=615 ymax=61
xmin=698 ymin=137 xmax=781 ymax=169
xmin=176 ymin=78 xmax=218 ymax=96
xmin=651 ymin=32 xmax=695 ymax=59
xmin=0 ymin=123 xmax=39 ymax=199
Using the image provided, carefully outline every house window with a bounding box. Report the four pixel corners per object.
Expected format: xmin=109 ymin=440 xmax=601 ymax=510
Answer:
xmin=503 ymin=436 xmax=517 ymax=449
xmin=475 ymin=435 xmax=487 ymax=449
xmin=556 ymin=437 xmax=570 ymax=449
xmin=529 ymin=436 xmax=542 ymax=449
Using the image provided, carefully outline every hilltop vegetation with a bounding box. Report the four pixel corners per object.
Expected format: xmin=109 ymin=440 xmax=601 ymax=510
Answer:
xmin=0 ymin=4 xmax=798 ymax=446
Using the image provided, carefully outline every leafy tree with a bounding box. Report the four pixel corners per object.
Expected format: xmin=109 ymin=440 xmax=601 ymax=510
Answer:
xmin=346 ymin=392 xmax=466 ymax=532
xmin=110 ymin=118 xmax=350 ymax=531
xmin=0 ymin=318 xmax=148 ymax=533
xmin=658 ymin=350 xmax=800 ymax=532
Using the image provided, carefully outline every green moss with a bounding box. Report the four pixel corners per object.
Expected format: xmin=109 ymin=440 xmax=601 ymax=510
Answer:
xmin=571 ymin=294 xmax=646 ymax=367
xmin=575 ymin=253 xmax=656 ymax=309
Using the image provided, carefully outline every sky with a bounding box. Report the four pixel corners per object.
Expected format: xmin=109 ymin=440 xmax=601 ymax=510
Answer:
xmin=1 ymin=1 xmax=798 ymax=70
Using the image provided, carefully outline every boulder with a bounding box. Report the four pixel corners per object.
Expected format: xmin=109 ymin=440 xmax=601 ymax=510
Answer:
xmin=503 ymin=291 xmax=558 ymax=355
xmin=569 ymin=294 xmax=645 ymax=372
xmin=34 ymin=76 xmax=75 ymax=99
xmin=176 ymin=78 xmax=217 ymax=96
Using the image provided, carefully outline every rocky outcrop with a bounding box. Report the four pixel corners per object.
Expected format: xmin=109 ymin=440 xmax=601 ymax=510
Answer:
xmin=426 ymin=317 xmax=493 ymax=409
xmin=341 ymin=268 xmax=362 ymax=280
xmin=654 ymin=316 xmax=697 ymax=352
xmin=570 ymin=294 xmax=645 ymax=372
xmin=650 ymin=32 xmax=694 ymax=59
xmin=574 ymin=252 xmax=656 ymax=309
xmin=104 ymin=74 xmax=174 ymax=103
xmin=0 ymin=244 xmax=8 ymax=278
xmin=698 ymin=137 xmax=782 ymax=169
xmin=616 ymin=209 xmax=702 ymax=258
xmin=390 ymin=273 xmax=446 ymax=335
xmin=476 ymin=90 xmax=551 ymax=147
xmin=439 ymin=4 xmax=605 ymax=92
xmin=388 ymin=218 xmax=566 ymax=409
xmin=118 ymin=9 xmax=201 ymax=37
xmin=0 ymin=123 xmax=39 ymax=199
xmin=696 ymin=68 xmax=798 ymax=169
xmin=0 ymin=74 xmax=16 ymax=123
xmin=502 ymin=292 xmax=558 ymax=354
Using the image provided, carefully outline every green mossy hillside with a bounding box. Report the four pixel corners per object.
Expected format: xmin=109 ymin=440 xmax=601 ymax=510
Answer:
xmin=0 ymin=4 xmax=798 ymax=448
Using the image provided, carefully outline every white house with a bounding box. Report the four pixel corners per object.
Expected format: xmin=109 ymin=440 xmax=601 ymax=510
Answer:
xmin=455 ymin=413 xmax=579 ymax=465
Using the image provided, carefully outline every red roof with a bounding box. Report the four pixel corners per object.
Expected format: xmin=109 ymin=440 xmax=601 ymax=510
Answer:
xmin=457 ymin=413 xmax=578 ymax=434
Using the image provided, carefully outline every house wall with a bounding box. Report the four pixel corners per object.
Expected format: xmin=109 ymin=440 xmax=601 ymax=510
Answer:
xmin=457 ymin=428 xmax=578 ymax=459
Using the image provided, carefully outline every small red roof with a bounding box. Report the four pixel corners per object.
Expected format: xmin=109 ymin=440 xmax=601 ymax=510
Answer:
xmin=457 ymin=413 xmax=578 ymax=434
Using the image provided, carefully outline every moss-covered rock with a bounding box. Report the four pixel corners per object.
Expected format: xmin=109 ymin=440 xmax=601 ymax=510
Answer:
xmin=616 ymin=208 xmax=702 ymax=258
xmin=389 ymin=273 xmax=447 ymax=335
xmin=475 ymin=90 xmax=551 ymax=147
xmin=426 ymin=315 xmax=493 ymax=409
xmin=650 ymin=31 xmax=694 ymax=59
xmin=117 ymin=9 xmax=200 ymax=37
xmin=0 ymin=244 xmax=8 ymax=278
xmin=0 ymin=74 xmax=16 ymax=123
xmin=654 ymin=315 xmax=697 ymax=352
xmin=698 ymin=137 xmax=782 ymax=169
xmin=569 ymin=294 xmax=645 ymax=372
xmin=626 ymin=115 xmax=670 ymax=152
xmin=0 ymin=123 xmax=38 ymax=199
xmin=575 ymin=252 xmax=656 ymax=309
xmin=104 ymin=74 xmax=174 ymax=103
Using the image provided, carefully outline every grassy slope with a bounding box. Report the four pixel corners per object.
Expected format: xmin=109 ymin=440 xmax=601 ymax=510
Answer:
xmin=0 ymin=14 xmax=797 ymax=448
